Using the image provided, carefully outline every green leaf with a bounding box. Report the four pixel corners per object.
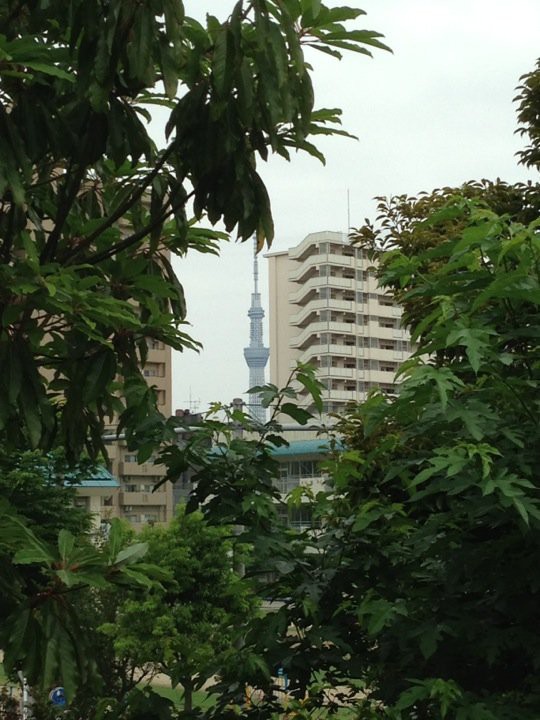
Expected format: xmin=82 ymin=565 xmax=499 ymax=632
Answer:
xmin=22 ymin=61 xmax=75 ymax=81
xmin=114 ymin=542 xmax=148 ymax=566
xmin=446 ymin=325 xmax=495 ymax=373
xmin=281 ymin=403 xmax=313 ymax=425
xmin=58 ymin=529 xmax=75 ymax=560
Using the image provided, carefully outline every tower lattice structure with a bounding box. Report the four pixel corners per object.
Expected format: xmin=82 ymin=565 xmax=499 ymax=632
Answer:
xmin=243 ymin=239 xmax=270 ymax=423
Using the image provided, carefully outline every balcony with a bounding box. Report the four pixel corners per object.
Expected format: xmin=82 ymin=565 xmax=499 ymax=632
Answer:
xmin=288 ymin=253 xmax=356 ymax=283
xmin=289 ymin=322 xmax=329 ymax=349
xmin=288 ymin=231 xmax=345 ymax=260
xmin=117 ymin=461 xmax=167 ymax=476
xmin=326 ymin=389 xmax=359 ymax=401
xmin=289 ymin=275 xmax=355 ymax=303
xmin=290 ymin=298 xmax=354 ymax=325
xmin=322 ymin=367 xmax=355 ymax=379
xmin=298 ymin=343 xmax=355 ymax=363
xmin=120 ymin=491 xmax=168 ymax=506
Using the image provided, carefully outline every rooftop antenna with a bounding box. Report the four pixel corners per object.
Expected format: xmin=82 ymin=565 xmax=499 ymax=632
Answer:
xmin=182 ymin=388 xmax=200 ymax=414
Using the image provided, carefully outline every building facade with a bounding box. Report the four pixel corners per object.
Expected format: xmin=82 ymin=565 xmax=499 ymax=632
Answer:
xmin=101 ymin=339 xmax=175 ymax=529
xmin=267 ymin=231 xmax=412 ymax=415
xmin=74 ymin=466 xmax=121 ymax=531
xmin=271 ymin=439 xmax=330 ymax=530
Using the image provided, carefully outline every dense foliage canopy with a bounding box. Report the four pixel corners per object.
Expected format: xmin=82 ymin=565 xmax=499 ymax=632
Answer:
xmin=0 ymin=0 xmax=386 ymax=708
xmin=107 ymin=510 xmax=257 ymax=714
xmin=181 ymin=60 xmax=540 ymax=720
xmin=0 ymin=0 xmax=388 ymax=461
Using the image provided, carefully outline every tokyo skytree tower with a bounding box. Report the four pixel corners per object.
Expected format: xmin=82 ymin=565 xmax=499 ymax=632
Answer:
xmin=243 ymin=239 xmax=270 ymax=423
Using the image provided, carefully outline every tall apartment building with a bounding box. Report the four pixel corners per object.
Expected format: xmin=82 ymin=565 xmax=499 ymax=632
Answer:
xmin=101 ymin=339 xmax=175 ymax=530
xmin=267 ymin=231 xmax=412 ymax=415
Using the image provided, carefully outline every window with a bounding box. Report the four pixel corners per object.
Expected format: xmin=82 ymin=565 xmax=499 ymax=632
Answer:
xmin=278 ymin=505 xmax=318 ymax=531
xmin=280 ymin=460 xmax=320 ymax=479
xmin=101 ymin=496 xmax=113 ymax=507
xmin=142 ymin=513 xmax=158 ymax=523
xmin=124 ymin=453 xmax=138 ymax=463
xmin=143 ymin=363 xmax=164 ymax=378
xmin=320 ymin=355 xmax=331 ymax=367
xmin=275 ymin=474 xmax=299 ymax=494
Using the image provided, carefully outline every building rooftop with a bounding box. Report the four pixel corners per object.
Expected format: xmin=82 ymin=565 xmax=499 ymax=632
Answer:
xmin=269 ymin=439 xmax=341 ymax=457
xmin=71 ymin=466 xmax=120 ymax=488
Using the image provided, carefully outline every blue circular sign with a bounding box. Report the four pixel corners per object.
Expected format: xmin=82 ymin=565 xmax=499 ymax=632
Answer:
xmin=49 ymin=687 xmax=66 ymax=707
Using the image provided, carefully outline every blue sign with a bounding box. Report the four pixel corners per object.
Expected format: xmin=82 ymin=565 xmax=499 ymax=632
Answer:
xmin=49 ymin=687 xmax=66 ymax=707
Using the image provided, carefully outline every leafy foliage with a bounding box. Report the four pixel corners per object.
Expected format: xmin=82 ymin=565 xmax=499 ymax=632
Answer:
xmin=515 ymin=58 xmax=540 ymax=171
xmin=0 ymin=0 xmax=388 ymax=461
xmin=107 ymin=509 xmax=257 ymax=713
xmin=0 ymin=513 xmax=163 ymax=703
xmin=0 ymin=449 xmax=91 ymax=542
xmin=182 ymin=64 xmax=540 ymax=719
xmin=0 ymin=0 xmax=387 ymax=705
xmin=317 ymin=184 xmax=540 ymax=716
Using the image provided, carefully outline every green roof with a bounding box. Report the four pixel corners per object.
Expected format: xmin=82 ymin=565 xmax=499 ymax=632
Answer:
xmin=71 ymin=466 xmax=120 ymax=488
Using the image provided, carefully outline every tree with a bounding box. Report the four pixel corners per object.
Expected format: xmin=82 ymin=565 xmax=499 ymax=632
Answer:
xmin=0 ymin=0 xmax=388 ymax=702
xmin=181 ymin=61 xmax=540 ymax=720
xmin=0 ymin=449 xmax=91 ymax=542
xmin=0 ymin=0 xmax=389 ymax=462
xmin=299 ymin=65 xmax=540 ymax=717
xmin=107 ymin=509 xmax=257 ymax=714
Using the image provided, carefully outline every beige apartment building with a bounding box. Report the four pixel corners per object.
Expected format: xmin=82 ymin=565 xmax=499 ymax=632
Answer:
xmin=100 ymin=339 xmax=175 ymax=530
xmin=267 ymin=231 xmax=412 ymax=416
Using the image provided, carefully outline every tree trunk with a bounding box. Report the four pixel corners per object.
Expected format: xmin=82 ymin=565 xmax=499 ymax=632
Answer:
xmin=182 ymin=677 xmax=194 ymax=713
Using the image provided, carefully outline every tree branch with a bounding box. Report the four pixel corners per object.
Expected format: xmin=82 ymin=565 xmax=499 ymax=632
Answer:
xmin=62 ymin=143 xmax=178 ymax=264
xmin=81 ymin=189 xmax=194 ymax=266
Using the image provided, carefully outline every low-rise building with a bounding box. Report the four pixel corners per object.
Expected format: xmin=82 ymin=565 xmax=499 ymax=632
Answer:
xmin=74 ymin=466 xmax=120 ymax=531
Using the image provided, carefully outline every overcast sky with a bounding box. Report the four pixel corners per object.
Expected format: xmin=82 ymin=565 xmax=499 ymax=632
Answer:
xmin=169 ymin=0 xmax=540 ymax=413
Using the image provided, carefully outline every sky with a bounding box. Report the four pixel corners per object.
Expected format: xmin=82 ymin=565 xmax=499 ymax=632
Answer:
xmin=168 ymin=0 xmax=540 ymax=414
